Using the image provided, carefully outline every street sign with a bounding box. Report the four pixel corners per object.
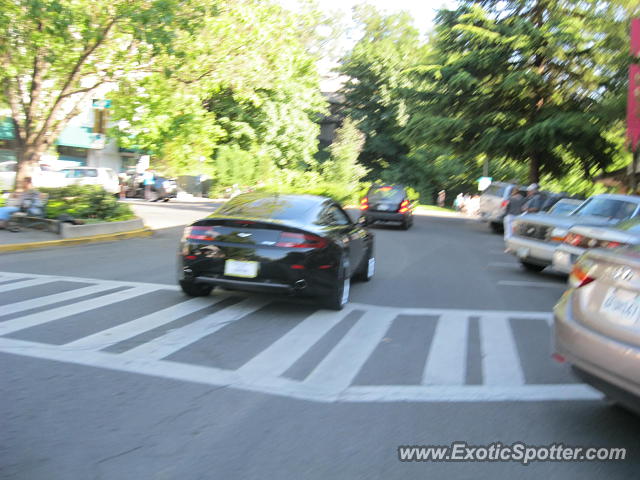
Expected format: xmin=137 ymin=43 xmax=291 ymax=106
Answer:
xmin=92 ymin=99 xmax=112 ymax=109
xmin=478 ymin=176 xmax=492 ymax=191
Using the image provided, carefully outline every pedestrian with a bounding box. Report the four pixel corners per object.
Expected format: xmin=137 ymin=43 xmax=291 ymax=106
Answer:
xmin=0 ymin=177 xmax=44 ymax=230
xmin=503 ymin=188 xmax=525 ymax=239
xmin=142 ymin=169 xmax=155 ymax=201
xmin=437 ymin=190 xmax=446 ymax=208
xmin=522 ymin=183 xmax=544 ymax=213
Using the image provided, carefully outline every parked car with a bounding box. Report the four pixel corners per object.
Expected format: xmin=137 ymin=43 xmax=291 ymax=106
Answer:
xmin=506 ymin=194 xmax=640 ymax=272
xmin=0 ymin=160 xmax=65 ymax=191
xmin=178 ymin=192 xmax=375 ymax=310
xmin=125 ymin=173 xmax=177 ymax=201
xmin=554 ymin=247 xmax=640 ymax=414
xmin=59 ymin=167 xmax=120 ymax=194
xmin=478 ymin=182 xmax=521 ymax=232
xmin=552 ymin=218 xmax=640 ymax=274
xmin=359 ymin=184 xmax=414 ymax=229
xmin=545 ymin=198 xmax=582 ymax=216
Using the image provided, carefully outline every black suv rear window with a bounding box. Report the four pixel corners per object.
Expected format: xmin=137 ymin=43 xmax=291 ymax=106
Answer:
xmin=368 ymin=186 xmax=405 ymax=202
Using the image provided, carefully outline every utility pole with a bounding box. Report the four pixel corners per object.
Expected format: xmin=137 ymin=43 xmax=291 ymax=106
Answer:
xmin=628 ymin=18 xmax=640 ymax=194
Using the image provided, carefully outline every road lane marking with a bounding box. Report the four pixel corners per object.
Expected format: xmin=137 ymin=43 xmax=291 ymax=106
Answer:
xmin=498 ymin=280 xmax=567 ymax=289
xmin=422 ymin=313 xmax=468 ymax=385
xmin=237 ymin=307 xmax=352 ymax=380
xmin=0 ymin=277 xmax=58 ymax=292
xmin=0 ymin=284 xmax=107 ymax=316
xmin=122 ymin=297 xmax=269 ymax=360
xmin=0 ymin=271 xmax=179 ymax=290
xmin=64 ymin=296 xmax=219 ymax=350
xmin=0 ymin=286 xmax=158 ymax=336
xmin=304 ymin=310 xmax=396 ymax=391
xmin=480 ymin=315 xmax=525 ymax=385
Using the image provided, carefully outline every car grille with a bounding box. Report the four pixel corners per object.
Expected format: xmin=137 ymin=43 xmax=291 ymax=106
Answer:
xmin=516 ymin=222 xmax=552 ymax=241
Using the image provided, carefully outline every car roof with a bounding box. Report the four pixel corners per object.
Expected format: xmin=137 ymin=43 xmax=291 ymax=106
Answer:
xmin=590 ymin=193 xmax=640 ymax=202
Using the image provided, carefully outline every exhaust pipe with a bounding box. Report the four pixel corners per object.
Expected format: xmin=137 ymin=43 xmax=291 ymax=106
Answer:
xmin=294 ymin=279 xmax=307 ymax=290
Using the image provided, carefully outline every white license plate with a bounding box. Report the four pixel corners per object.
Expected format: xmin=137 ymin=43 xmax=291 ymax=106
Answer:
xmin=516 ymin=247 xmax=530 ymax=258
xmin=553 ymin=251 xmax=571 ymax=270
xmin=224 ymin=260 xmax=259 ymax=278
xmin=601 ymin=288 xmax=640 ymax=326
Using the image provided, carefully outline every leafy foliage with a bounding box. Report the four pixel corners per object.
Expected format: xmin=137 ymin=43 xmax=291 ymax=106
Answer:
xmin=41 ymin=185 xmax=134 ymax=221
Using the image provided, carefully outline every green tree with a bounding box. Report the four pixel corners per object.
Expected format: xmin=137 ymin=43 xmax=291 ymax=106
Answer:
xmin=322 ymin=117 xmax=367 ymax=187
xmin=0 ymin=0 xmax=211 ymax=188
xmin=401 ymin=0 xmax=639 ymax=184
xmin=339 ymin=6 xmax=429 ymax=177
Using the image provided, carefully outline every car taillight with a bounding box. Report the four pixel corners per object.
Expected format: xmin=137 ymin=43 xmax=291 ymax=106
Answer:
xmin=360 ymin=198 xmax=369 ymax=210
xmin=398 ymin=199 xmax=410 ymax=213
xmin=564 ymin=233 xmax=584 ymax=246
xmin=569 ymin=259 xmax=596 ymax=288
xmin=601 ymin=241 xmax=625 ymax=249
xmin=183 ymin=226 xmax=219 ymax=241
xmin=276 ymin=232 xmax=328 ymax=249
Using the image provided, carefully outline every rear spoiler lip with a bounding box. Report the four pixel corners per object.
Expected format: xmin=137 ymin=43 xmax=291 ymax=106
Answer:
xmin=191 ymin=215 xmax=325 ymax=236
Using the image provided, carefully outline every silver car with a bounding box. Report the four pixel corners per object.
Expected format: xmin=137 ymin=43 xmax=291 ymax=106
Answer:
xmin=554 ymin=247 xmax=640 ymax=414
xmin=553 ymin=218 xmax=640 ymax=274
xmin=506 ymin=194 xmax=640 ymax=272
xmin=478 ymin=182 xmax=521 ymax=232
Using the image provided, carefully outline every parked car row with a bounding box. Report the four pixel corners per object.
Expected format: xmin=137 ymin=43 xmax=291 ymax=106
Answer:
xmin=505 ymin=193 xmax=640 ymax=272
xmin=480 ymin=181 xmax=640 ymax=414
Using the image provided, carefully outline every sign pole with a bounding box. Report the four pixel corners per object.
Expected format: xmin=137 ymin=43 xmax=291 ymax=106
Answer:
xmin=628 ymin=19 xmax=640 ymax=193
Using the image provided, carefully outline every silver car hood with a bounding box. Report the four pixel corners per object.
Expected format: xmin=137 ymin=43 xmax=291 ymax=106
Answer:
xmin=515 ymin=213 xmax=622 ymax=230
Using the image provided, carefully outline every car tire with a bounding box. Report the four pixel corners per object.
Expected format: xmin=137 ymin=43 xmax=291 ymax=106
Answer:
xmin=179 ymin=280 xmax=213 ymax=297
xmin=401 ymin=217 xmax=411 ymax=230
xmin=520 ymin=260 xmax=546 ymax=272
xmin=322 ymin=257 xmax=350 ymax=310
xmin=490 ymin=222 xmax=503 ymax=233
xmin=354 ymin=245 xmax=375 ymax=282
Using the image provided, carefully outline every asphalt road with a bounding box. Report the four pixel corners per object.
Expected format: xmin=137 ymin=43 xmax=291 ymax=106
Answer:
xmin=1 ymin=203 xmax=639 ymax=479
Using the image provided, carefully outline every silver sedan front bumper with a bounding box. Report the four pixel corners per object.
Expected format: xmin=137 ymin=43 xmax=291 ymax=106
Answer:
xmin=505 ymin=235 xmax=558 ymax=266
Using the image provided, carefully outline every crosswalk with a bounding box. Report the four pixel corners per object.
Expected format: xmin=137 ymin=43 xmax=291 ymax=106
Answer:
xmin=0 ymin=271 xmax=601 ymax=403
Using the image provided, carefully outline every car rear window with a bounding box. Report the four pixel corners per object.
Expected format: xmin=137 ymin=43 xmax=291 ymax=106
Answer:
xmin=482 ymin=184 xmax=507 ymax=197
xmin=215 ymin=194 xmax=317 ymax=221
xmin=368 ymin=186 xmax=405 ymax=202
xmin=573 ymin=198 xmax=638 ymax=220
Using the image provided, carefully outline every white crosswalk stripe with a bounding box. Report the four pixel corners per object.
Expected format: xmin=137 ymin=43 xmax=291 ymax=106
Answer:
xmin=480 ymin=315 xmax=525 ymax=385
xmin=0 ymin=286 xmax=157 ymax=336
xmin=122 ymin=297 xmax=270 ymax=360
xmin=422 ymin=312 xmax=468 ymax=385
xmin=0 ymin=272 xmax=598 ymax=403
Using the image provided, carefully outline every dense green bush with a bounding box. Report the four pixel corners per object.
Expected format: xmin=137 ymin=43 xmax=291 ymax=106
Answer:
xmin=39 ymin=185 xmax=135 ymax=222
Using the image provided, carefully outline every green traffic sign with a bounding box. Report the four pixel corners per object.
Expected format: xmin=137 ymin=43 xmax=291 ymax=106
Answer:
xmin=92 ymin=99 xmax=112 ymax=109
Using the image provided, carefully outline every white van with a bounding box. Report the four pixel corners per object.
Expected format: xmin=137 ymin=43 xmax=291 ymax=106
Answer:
xmin=59 ymin=167 xmax=120 ymax=194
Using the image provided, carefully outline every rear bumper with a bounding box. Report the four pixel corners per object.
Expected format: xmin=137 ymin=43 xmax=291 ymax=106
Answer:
xmin=364 ymin=210 xmax=408 ymax=222
xmin=554 ymin=294 xmax=640 ymax=408
xmin=195 ymin=275 xmax=295 ymax=293
xmin=479 ymin=210 xmax=505 ymax=223
xmin=552 ymin=245 xmax=585 ymax=274
xmin=505 ymin=236 xmax=557 ymax=266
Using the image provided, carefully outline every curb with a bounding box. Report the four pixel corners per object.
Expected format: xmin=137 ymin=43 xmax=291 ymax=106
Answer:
xmin=0 ymin=228 xmax=153 ymax=253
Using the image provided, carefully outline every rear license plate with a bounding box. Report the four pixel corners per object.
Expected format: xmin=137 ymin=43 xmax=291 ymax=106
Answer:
xmin=553 ymin=251 xmax=572 ymax=270
xmin=516 ymin=247 xmax=530 ymax=258
xmin=601 ymin=288 xmax=640 ymax=326
xmin=224 ymin=260 xmax=259 ymax=278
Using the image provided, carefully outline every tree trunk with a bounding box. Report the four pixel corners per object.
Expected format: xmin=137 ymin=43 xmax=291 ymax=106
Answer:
xmin=528 ymin=154 xmax=540 ymax=184
xmin=15 ymin=146 xmax=44 ymax=191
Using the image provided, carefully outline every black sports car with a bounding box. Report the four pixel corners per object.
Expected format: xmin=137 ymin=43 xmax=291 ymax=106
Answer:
xmin=177 ymin=193 xmax=375 ymax=310
xmin=360 ymin=185 xmax=414 ymax=229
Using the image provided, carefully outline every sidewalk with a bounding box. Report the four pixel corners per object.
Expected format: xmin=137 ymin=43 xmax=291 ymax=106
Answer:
xmin=0 ymin=228 xmax=59 ymax=246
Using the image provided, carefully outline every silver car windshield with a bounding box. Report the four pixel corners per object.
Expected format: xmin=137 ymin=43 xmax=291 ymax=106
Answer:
xmin=571 ymin=198 xmax=638 ymax=220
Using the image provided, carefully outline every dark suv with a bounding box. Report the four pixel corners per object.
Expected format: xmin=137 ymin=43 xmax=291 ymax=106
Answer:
xmin=360 ymin=185 xmax=414 ymax=229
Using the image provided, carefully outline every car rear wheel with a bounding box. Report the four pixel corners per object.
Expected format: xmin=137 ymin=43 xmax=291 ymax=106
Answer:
xmin=401 ymin=217 xmax=412 ymax=230
xmin=354 ymin=245 xmax=375 ymax=282
xmin=179 ymin=280 xmax=213 ymax=297
xmin=520 ymin=260 xmax=546 ymax=272
xmin=322 ymin=258 xmax=350 ymax=310
xmin=490 ymin=222 xmax=503 ymax=233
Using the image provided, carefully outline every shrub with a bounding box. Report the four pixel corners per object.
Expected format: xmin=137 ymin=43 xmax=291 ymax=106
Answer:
xmin=39 ymin=185 xmax=135 ymax=222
